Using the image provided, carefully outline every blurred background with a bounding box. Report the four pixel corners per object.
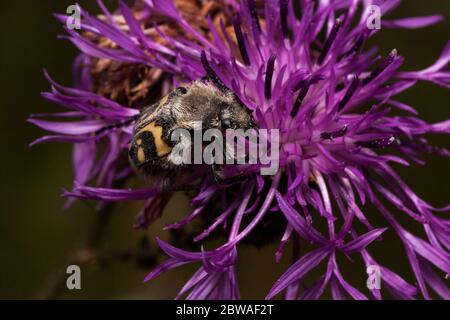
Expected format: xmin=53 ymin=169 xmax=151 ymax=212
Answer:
xmin=0 ymin=0 xmax=449 ymax=299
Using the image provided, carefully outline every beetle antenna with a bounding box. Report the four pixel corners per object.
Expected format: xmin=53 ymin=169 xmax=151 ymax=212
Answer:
xmin=94 ymin=114 xmax=139 ymax=137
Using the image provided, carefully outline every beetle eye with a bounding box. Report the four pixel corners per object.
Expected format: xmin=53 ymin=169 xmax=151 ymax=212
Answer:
xmin=221 ymin=119 xmax=231 ymax=128
xmin=222 ymin=119 xmax=237 ymax=129
xmin=177 ymin=86 xmax=188 ymax=95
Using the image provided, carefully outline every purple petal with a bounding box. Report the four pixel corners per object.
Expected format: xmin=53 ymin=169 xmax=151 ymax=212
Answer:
xmin=419 ymin=258 xmax=450 ymax=300
xmin=275 ymin=191 xmax=327 ymax=244
xmin=340 ymin=228 xmax=387 ymax=254
xmin=383 ymin=15 xmax=443 ymax=29
xmin=144 ymin=258 xmax=189 ymax=282
xmin=381 ymin=265 xmax=418 ymax=300
xmin=266 ymin=248 xmax=330 ymax=300
xmin=403 ymin=231 xmax=450 ymax=274
xmin=64 ymin=185 xmax=159 ymax=201
xmin=28 ymin=118 xmax=107 ymax=135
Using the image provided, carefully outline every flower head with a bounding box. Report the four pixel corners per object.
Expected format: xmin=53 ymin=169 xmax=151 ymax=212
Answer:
xmin=30 ymin=0 xmax=450 ymax=299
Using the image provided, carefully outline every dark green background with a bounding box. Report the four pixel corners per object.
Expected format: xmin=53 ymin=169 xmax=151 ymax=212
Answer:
xmin=0 ymin=1 xmax=449 ymax=299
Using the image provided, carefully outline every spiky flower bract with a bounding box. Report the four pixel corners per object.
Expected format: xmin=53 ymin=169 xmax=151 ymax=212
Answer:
xmin=30 ymin=0 xmax=450 ymax=299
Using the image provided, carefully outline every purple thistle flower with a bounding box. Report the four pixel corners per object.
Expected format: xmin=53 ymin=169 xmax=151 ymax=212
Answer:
xmin=30 ymin=0 xmax=450 ymax=299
